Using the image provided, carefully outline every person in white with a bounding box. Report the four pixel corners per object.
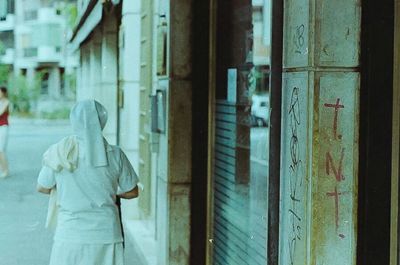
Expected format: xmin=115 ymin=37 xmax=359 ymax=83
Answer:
xmin=37 ymin=100 xmax=139 ymax=265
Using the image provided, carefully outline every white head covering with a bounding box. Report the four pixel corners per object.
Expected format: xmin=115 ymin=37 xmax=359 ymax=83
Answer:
xmin=70 ymin=100 xmax=108 ymax=167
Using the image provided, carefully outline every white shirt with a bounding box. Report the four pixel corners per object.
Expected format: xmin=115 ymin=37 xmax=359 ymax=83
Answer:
xmin=37 ymin=142 xmax=139 ymax=244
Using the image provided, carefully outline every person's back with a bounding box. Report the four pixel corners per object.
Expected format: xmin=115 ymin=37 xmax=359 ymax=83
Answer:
xmin=37 ymin=100 xmax=139 ymax=265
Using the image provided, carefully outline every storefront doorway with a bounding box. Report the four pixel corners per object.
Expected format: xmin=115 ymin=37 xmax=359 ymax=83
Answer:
xmin=207 ymin=1 xmax=272 ymax=264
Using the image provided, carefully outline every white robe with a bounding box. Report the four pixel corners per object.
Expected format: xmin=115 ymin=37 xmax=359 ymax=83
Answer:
xmin=49 ymin=241 xmax=124 ymax=265
xmin=38 ymin=137 xmax=139 ymax=265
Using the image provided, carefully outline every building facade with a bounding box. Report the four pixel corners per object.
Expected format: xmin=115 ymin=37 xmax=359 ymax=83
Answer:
xmin=71 ymin=1 xmax=190 ymax=263
xmin=0 ymin=0 xmax=78 ymax=113
xmin=71 ymin=0 xmax=400 ymax=265
xmin=0 ymin=0 xmax=15 ymax=66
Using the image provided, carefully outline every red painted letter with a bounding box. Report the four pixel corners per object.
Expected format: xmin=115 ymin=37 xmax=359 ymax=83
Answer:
xmin=324 ymin=98 xmax=344 ymax=140
xmin=326 ymin=148 xmax=345 ymax=182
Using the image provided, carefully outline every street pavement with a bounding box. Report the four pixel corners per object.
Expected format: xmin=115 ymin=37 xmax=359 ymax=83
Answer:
xmin=0 ymin=120 xmax=71 ymax=265
xmin=0 ymin=121 xmax=270 ymax=265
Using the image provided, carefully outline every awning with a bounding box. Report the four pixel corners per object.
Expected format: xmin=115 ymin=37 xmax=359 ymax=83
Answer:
xmin=69 ymin=0 xmax=103 ymax=51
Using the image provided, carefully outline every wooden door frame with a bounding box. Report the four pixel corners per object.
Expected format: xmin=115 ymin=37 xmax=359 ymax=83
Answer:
xmin=358 ymin=0 xmax=395 ymax=263
xmin=206 ymin=0 xmax=217 ymax=264
xmin=190 ymin=0 xmax=212 ymax=264
xmin=391 ymin=0 xmax=400 ymax=264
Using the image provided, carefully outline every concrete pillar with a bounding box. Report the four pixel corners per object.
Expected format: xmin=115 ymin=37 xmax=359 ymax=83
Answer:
xmin=90 ymin=28 xmax=102 ymax=102
xmin=64 ymin=67 xmax=75 ymax=100
xmin=279 ymin=0 xmax=361 ymax=265
xmin=155 ymin=1 xmax=192 ymax=264
xmin=79 ymin=44 xmax=91 ymax=100
xmin=26 ymin=68 xmax=35 ymax=83
xmin=49 ymin=67 xmax=61 ymax=98
xmin=76 ymin=55 xmax=83 ymax=101
xmin=101 ymin=14 xmax=118 ymax=145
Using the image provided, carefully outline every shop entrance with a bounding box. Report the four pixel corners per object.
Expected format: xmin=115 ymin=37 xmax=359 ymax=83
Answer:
xmin=207 ymin=1 xmax=272 ymax=264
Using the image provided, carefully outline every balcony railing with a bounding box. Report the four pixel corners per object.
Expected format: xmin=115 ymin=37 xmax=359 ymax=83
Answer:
xmin=37 ymin=46 xmax=62 ymax=63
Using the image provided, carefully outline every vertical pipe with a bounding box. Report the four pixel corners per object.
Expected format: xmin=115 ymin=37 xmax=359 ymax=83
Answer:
xmin=267 ymin=0 xmax=283 ymax=263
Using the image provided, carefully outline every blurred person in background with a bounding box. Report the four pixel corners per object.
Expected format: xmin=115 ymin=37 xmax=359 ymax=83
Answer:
xmin=0 ymin=86 xmax=10 ymax=178
xmin=36 ymin=100 xmax=139 ymax=265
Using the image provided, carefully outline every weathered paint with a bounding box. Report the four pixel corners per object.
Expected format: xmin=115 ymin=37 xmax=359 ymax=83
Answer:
xmin=161 ymin=0 xmax=193 ymax=264
xmin=315 ymin=0 xmax=361 ymax=67
xmin=280 ymin=0 xmax=360 ymax=264
xmin=284 ymin=0 xmax=361 ymax=68
xmin=283 ymin=0 xmax=309 ymax=68
xmin=311 ymin=72 xmax=359 ymax=264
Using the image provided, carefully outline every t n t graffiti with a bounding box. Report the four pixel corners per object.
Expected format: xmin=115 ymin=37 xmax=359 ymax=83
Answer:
xmin=326 ymin=148 xmax=345 ymax=182
xmin=324 ymin=98 xmax=344 ymax=140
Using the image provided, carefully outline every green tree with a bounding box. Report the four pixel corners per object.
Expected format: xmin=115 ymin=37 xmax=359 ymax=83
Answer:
xmin=0 ymin=41 xmax=10 ymax=87
xmin=0 ymin=64 xmax=10 ymax=87
xmin=64 ymin=3 xmax=78 ymax=29
xmin=8 ymin=73 xmax=41 ymax=114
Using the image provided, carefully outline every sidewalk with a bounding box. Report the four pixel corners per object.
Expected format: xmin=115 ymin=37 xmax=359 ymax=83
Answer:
xmin=9 ymin=117 xmax=70 ymax=126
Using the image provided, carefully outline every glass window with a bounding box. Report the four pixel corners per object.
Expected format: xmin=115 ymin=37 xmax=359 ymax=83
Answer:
xmin=210 ymin=0 xmax=271 ymax=264
xmin=8 ymin=0 xmax=14 ymax=14
xmin=20 ymin=33 xmax=31 ymax=49
xmin=0 ymin=31 xmax=14 ymax=50
xmin=0 ymin=0 xmax=7 ymax=19
xmin=24 ymin=10 xmax=38 ymax=21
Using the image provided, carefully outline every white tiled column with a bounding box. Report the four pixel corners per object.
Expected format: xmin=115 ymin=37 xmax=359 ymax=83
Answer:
xmin=101 ymin=16 xmax=118 ymax=145
xmin=119 ymin=0 xmax=142 ymax=221
xmin=119 ymin=0 xmax=141 ymax=172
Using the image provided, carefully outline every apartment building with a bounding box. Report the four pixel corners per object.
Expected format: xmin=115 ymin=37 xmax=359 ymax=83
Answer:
xmin=0 ymin=0 xmax=78 ymax=113
xmin=0 ymin=0 xmax=14 ymax=66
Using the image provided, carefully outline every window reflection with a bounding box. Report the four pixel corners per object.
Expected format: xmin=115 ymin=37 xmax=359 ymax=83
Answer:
xmin=212 ymin=0 xmax=271 ymax=264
